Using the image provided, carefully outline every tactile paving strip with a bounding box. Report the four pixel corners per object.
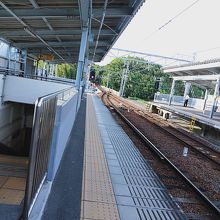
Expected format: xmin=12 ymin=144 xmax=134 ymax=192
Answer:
xmin=80 ymin=94 xmax=120 ymax=220
xmin=92 ymin=95 xmax=187 ymax=220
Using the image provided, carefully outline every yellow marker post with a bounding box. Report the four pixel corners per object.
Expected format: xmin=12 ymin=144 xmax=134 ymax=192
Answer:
xmin=189 ymin=116 xmax=196 ymax=132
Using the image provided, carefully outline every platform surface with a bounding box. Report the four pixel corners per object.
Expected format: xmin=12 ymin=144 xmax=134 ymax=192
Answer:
xmin=152 ymin=102 xmax=220 ymax=129
xmin=81 ymin=94 xmax=186 ymax=220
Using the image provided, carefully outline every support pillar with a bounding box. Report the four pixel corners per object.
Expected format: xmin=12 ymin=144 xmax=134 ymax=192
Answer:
xmin=168 ymin=80 xmax=175 ymax=105
xmin=55 ymin=64 xmax=58 ymax=77
xmin=76 ymin=27 xmax=89 ymax=90
xmin=184 ymin=82 xmax=191 ymax=97
xmin=46 ymin=62 xmax=49 ymax=78
xmin=42 ymin=62 xmax=46 ymax=79
xmin=119 ymin=71 xmax=124 ymax=97
xmin=106 ymin=73 xmax=110 ymax=88
xmin=82 ymin=58 xmax=89 ymax=93
xmin=203 ymin=89 xmax=208 ymax=112
xmin=7 ymin=45 xmax=11 ymax=73
xmin=121 ymin=62 xmax=129 ymax=97
xmin=209 ymin=78 xmax=220 ymax=118
xmin=21 ymin=49 xmax=27 ymax=76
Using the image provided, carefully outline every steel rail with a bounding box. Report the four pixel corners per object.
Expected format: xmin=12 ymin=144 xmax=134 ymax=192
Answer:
xmin=105 ymin=93 xmax=220 ymax=217
xmin=109 ymin=93 xmax=220 ymax=166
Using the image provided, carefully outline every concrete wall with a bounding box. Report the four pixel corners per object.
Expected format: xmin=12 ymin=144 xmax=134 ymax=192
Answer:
xmin=0 ymin=102 xmax=24 ymax=145
xmin=0 ymin=74 xmax=24 ymax=145
xmin=3 ymin=75 xmax=73 ymax=104
xmin=47 ymin=92 xmax=78 ymax=181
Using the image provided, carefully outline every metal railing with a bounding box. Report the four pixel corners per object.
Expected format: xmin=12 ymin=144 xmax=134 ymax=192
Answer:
xmin=0 ymin=69 xmax=75 ymax=85
xmin=23 ymin=87 xmax=74 ymax=219
xmin=154 ymin=93 xmax=220 ymax=113
xmin=154 ymin=93 xmax=204 ymax=108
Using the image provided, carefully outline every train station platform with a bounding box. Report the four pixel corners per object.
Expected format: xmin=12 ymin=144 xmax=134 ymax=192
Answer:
xmin=40 ymin=94 xmax=186 ymax=220
xmin=150 ymin=102 xmax=220 ymax=130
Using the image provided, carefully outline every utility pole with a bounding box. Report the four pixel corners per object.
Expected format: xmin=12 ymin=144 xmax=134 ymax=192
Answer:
xmin=119 ymin=61 xmax=125 ymax=96
xmin=121 ymin=61 xmax=129 ymax=97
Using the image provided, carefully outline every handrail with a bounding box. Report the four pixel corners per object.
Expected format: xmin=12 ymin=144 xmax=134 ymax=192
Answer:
xmin=36 ymin=87 xmax=75 ymax=106
xmin=23 ymin=86 xmax=75 ymax=219
xmin=0 ymin=70 xmax=75 ymax=85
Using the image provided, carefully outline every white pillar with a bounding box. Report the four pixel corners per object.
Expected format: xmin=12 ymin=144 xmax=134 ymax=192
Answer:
xmin=209 ymin=78 xmax=220 ymax=118
xmin=119 ymin=71 xmax=124 ymax=97
xmin=42 ymin=62 xmax=46 ymax=77
xmin=7 ymin=45 xmax=11 ymax=71
xmin=55 ymin=64 xmax=58 ymax=77
xmin=168 ymin=80 xmax=175 ymax=105
xmin=203 ymin=89 xmax=208 ymax=112
xmin=76 ymin=27 xmax=89 ymax=90
xmin=184 ymin=82 xmax=191 ymax=97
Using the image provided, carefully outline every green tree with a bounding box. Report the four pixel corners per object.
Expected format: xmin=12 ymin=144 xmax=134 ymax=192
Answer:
xmin=57 ymin=63 xmax=77 ymax=79
xmin=94 ymin=57 xmax=164 ymax=100
xmin=94 ymin=57 xmax=206 ymax=100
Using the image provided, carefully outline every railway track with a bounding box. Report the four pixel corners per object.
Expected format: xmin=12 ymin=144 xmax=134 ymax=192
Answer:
xmin=108 ymin=92 xmax=220 ymax=166
xmin=100 ymin=90 xmax=220 ymax=220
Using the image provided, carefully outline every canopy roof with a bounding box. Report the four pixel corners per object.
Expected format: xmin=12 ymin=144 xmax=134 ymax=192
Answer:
xmin=163 ymin=58 xmax=220 ymax=89
xmin=0 ymin=0 xmax=145 ymax=63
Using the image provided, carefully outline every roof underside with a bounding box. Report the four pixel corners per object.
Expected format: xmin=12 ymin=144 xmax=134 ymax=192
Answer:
xmin=0 ymin=0 xmax=145 ymax=63
xmin=163 ymin=59 xmax=220 ymax=89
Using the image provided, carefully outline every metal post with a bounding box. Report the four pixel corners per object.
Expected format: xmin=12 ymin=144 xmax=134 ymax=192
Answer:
xmin=51 ymin=64 xmax=54 ymax=76
xmin=22 ymin=49 xmax=27 ymax=76
xmin=168 ymin=79 xmax=175 ymax=106
xmin=6 ymin=45 xmax=11 ymax=73
xmin=184 ymin=82 xmax=191 ymax=97
xmin=42 ymin=62 xmax=46 ymax=79
xmin=76 ymin=27 xmax=89 ymax=90
xmin=55 ymin=64 xmax=58 ymax=77
xmin=121 ymin=62 xmax=129 ymax=97
xmin=122 ymin=74 xmax=128 ymax=97
xmin=119 ymin=60 xmax=128 ymax=97
xmin=106 ymin=73 xmax=110 ymax=88
xmin=82 ymin=58 xmax=89 ymax=94
xmin=203 ymin=89 xmax=208 ymax=112
xmin=209 ymin=78 xmax=220 ymax=118
xmin=119 ymin=70 xmax=124 ymax=97
xmin=46 ymin=62 xmax=49 ymax=79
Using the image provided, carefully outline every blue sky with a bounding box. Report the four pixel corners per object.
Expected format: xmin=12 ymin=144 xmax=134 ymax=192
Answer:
xmin=100 ymin=0 xmax=220 ymax=65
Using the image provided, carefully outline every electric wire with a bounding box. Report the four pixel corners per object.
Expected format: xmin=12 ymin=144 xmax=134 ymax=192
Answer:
xmin=142 ymin=0 xmax=201 ymax=41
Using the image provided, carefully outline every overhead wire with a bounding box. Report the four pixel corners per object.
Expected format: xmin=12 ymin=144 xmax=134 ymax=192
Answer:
xmin=142 ymin=0 xmax=201 ymax=41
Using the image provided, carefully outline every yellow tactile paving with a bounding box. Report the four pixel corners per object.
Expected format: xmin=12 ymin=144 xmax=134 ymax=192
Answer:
xmin=81 ymin=95 xmax=120 ymax=220
xmin=83 ymin=201 xmax=119 ymax=220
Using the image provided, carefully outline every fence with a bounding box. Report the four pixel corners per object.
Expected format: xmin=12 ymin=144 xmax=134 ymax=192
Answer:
xmin=154 ymin=93 xmax=220 ymax=112
xmin=23 ymin=87 xmax=74 ymax=219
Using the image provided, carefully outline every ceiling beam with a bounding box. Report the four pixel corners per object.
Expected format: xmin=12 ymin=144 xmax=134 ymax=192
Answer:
xmin=0 ymin=29 xmax=115 ymax=37
xmin=13 ymin=41 xmax=110 ymax=48
xmin=164 ymin=62 xmax=220 ymax=73
xmin=173 ymin=74 xmax=220 ymax=81
xmin=0 ymin=8 xmax=130 ymax=19
xmin=28 ymin=50 xmax=105 ymax=55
